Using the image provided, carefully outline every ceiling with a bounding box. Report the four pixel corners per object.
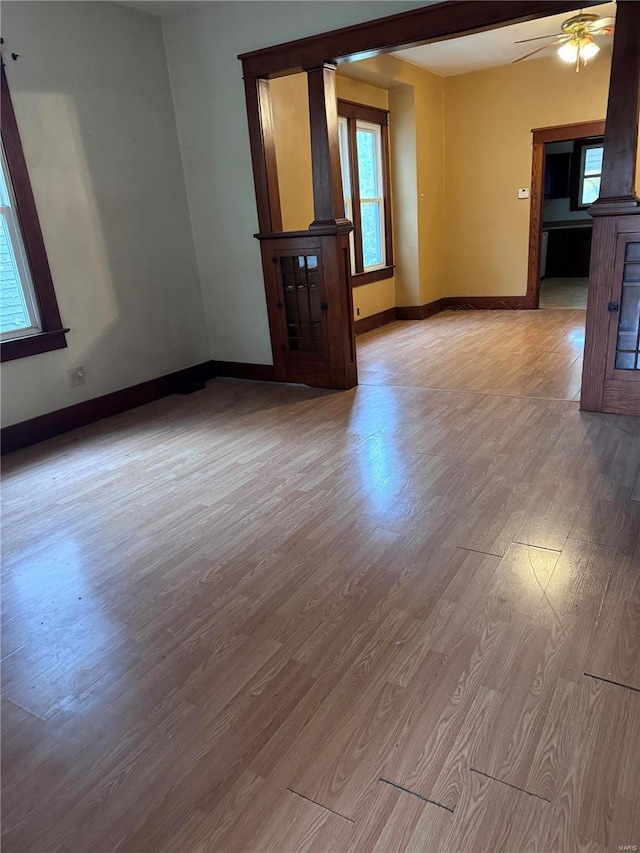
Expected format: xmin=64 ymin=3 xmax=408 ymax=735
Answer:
xmin=391 ymin=1 xmax=616 ymax=77
xmin=118 ymin=0 xmax=616 ymax=77
xmin=116 ymin=0 xmax=200 ymax=17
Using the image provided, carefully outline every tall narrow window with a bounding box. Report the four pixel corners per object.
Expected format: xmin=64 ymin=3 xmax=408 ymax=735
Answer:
xmin=1 ymin=143 xmax=42 ymax=339
xmin=1 ymin=66 xmax=67 ymax=361
xmin=580 ymin=144 xmax=604 ymax=206
xmin=570 ymin=137 xmax=604 ymax=210
xmin=337 ymin=100 xmax=393 ymax=286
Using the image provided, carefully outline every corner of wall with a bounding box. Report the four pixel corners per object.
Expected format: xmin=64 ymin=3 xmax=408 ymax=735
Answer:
xmin=160 ymin=13 xmax=213 ymax=355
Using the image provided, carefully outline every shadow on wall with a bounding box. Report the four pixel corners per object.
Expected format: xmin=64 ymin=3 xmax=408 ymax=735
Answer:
xmin=0 ymin=1 xmax=209 ymax=428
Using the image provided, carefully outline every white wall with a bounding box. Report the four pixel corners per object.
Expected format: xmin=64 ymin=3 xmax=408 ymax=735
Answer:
xmin=1 ymin=1 xmax=209 ymax=427
xmin=161 ymin=1 xmax=432 ymax=365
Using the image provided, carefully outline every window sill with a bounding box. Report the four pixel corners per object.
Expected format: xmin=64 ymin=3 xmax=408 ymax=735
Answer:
xmin=352 ymin=265 xmax=394 ymax=287
xmin=1 ymin=328 xmax=69 ymax=362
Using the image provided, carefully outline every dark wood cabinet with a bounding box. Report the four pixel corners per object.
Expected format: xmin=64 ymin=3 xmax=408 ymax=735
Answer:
xmin=258 ymin=226 xmax=357 ymax=389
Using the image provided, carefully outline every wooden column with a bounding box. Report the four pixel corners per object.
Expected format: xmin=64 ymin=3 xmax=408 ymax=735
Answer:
xmin=581 ymin=0 xmax=640 ymax=413
xmin=243 ymin=75 xmax=282 ymax=233
xmin=590 ymin=0 xmax=640 ymax=214
xmin=306 ymin=64 xmax=351 ymax=230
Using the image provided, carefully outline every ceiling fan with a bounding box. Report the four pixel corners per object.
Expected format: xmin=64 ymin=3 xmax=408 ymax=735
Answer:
xmin=512 ymin=12 xmax=615 ymax=72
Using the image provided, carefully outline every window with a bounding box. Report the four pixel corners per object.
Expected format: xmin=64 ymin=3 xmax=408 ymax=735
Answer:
xmin=570 ymin=138 xmax=604 ymax=210
xmin=1 ymin=66 xmax=67 ymax=362
xmin=337 ymin=100 xmax=393 ymax=286
xmin=579 ymin=144 xmax=604 ymax=206
xmin=1 ymin=144 xmax=41 ymax=340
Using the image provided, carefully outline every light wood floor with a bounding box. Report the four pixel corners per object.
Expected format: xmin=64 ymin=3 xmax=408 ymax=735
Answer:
xmin=539 ymin=278 xmax=589 ymax=310
xmin=2 ymin=309 xmax=639 ymax=853
xmin=356 ymin=308 xmax=586 ymax=401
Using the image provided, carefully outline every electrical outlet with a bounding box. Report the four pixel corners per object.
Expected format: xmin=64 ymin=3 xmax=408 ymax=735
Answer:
xmin=68 ymin=367 xmax=86 ymax=387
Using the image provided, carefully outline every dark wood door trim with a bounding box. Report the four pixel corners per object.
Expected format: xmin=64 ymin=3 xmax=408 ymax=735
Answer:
xmin=306 ymin=64 xmax=350 ymax=229
xmin=243 ymin=76 xmax=282 ymax=234
xmin=532 ymin=121 xmax=606 ymax=145
xmin=344 ymin=107 xmax=364 ymax=271
xmin=526 ymin=120 xmax=606 ymax=307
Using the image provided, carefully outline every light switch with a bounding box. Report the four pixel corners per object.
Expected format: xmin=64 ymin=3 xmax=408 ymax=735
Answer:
xmin=518 ymin=188 xmax=530 ymax=199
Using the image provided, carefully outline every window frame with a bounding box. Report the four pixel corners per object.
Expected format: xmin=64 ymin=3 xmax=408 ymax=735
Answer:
xmin=337 ymin=99 xmax=393 ymax=287
xmin=570 ymin=136 xmax=605 ymax=211
xmin=1 ymin=65 xmax=67 ymax=362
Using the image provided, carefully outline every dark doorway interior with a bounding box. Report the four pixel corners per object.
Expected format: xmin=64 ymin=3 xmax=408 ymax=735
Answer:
xmin=539 ymin=135 xmax=604 ymax=308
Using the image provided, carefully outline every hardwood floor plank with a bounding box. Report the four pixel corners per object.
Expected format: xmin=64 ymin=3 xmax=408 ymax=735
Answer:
xmin=345 ymin=782 xmax=426 ymax=853
xmin=584 ymin=552 xmax=640 ymax=689
xmin=576 ymin=685 xmax=631 ymax=848
xmin=524 ymin=678 xmax=577 ymax=802
xmin=442 ymin=767 xmax=551 ymax=853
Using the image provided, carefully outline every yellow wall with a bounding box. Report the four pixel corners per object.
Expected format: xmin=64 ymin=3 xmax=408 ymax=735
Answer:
xmin=270 ymin=70 xmax=402 ymax=320
xmin=270 ymin=57 xmax=446 ymax=321
xmin=339 ymin=57 xmax=446 ymax=309
xmin=352 ymin=279 xmax=396 ymax=319
xmin=271 ymin=50 xmax=615 ymax=315
xmin=444 ymin=50 xmax=612 ymax=297
xmin=270 ymin=73 xmax=314 ymax=232
xmin=336 ymin=75 xmax=389 ymax=111
xmin=389 ymin=85 xmax=419 ymax=308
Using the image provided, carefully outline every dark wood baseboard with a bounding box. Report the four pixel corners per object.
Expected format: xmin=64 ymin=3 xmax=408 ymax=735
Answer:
xmin=354 ymin=308 xmax=397 ymax=335
xmin=1 ymin=361 xmax=215 ymax=455
xmin=2 ymin=359 xmax=282 ymax=455
xmin=212 ymin=361 xmax=276 ymax=382
xmin=396 ymin=299 xmax=446 ymax=321
xmin=355 ymin=295 xmax=534 ymax=335
xmin=444 ymin=295 xmax=536 ymax=310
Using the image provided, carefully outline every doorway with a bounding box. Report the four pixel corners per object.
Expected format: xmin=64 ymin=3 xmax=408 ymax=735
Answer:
xmin=540 ymin=137 xmax=600 ymax=308
xmin=526 ymin=120 xmax=605 ymax=309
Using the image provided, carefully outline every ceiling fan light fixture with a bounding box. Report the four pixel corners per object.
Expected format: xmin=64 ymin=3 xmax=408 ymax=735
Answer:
xmin=512 ymin=10 xmax=613 ymax=70
xmin=558 ymin=41 xmax=579 ymax=62
xmin=579 ymin=38 xmax=600 ymax=61
xmin=557 ymin=34 xmax=600 ymax=67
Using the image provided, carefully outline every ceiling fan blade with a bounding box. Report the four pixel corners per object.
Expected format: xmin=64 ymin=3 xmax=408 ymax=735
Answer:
xmin=514 ymin=33 xmax=564 ymax=43
xmin=512 ymin=41 xmax=563 ymax=64
xmin=591 ymin=17 xmax=615 ymax=28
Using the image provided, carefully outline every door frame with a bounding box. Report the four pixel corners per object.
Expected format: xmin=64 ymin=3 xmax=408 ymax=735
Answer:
xmin=526 ymin=120 xmax=606 ymax=308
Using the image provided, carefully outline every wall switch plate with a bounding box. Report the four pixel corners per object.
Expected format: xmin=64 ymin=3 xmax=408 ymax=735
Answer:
xmin=356 ymin=308 xmax=360 ymax=316
xmin=68 ymin=367 xmax=86 ymax=387
xmin=518 ymin=188 xmax=530 ymax=199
